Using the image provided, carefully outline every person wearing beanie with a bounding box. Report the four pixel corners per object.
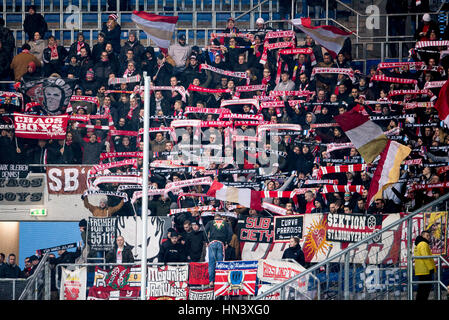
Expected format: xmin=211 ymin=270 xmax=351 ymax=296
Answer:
xmin=414 ymin=13 xmax=440 ymax=41
xmin=101 ymin=14 xmax=122 ymax=54
xmin=23 ymin=5 xmax=48 ymax=41
xmin=21 ymin=61 xmax=39 ymax=82
xmin=81 ymin=194 xmax=124 ymax=217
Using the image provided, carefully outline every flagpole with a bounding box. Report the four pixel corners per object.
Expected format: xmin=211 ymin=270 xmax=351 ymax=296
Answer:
xmin=140 ymin=73 xmax=150 ymax=300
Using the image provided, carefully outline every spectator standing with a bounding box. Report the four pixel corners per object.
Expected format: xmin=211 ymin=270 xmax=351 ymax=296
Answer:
xmin=282 ymin=236 xmax=306 ymax=266
xmin=157 ymin=230 xmax=187 ymax=263
xmin=184 ymin=221 xmax=206 ymax=262
xmin=105 ymin=235 xmax=135 ymax=264
xmin=0 ymin=18 xmax=15 ymax=63
xmin=204 ymin=213 xmax=233 ymax=287
xmin=168 ymin=34 xmax=192 ymax=75
xmin=0 ymin=254 xmax=23 ymax=278
xmin=23 ymin=5 xmax=48 ymax=41
xmin=82 ymin=195 xmax=124 ymax=217
xmin=101 ymin=14 xmax=122 ymax=55
xmin=414 ymin=230 xmax=436 ymax=300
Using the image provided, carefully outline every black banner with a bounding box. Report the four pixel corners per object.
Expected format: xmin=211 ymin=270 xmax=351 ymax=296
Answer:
xmin=237 ymin=216 xmax=274 ymax=243
xmin=325 ymin=213 xmax=383 ymax=242
xmin=36 ymin=242 xmax=78 ymax=255
xmin=87 ymin=217 xmax=117 ymax=251
xmin=0 ymin=164 xmax=29 ymax=179
xmin=273 ymin=215 xmax=304 ymax=242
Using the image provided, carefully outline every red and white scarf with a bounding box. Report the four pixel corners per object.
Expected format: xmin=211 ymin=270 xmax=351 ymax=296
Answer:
xmin=187 ymin=84 xmax=231 ymax=94
xmin=199 ymin=64 xmax=250 ymax=84
xmin=311 ymin=67 xmax=355 ymax=83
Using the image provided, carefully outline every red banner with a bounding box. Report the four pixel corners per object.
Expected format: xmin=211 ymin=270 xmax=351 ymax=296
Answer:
xmin=14 ymin=113 xmax=69 ymax=139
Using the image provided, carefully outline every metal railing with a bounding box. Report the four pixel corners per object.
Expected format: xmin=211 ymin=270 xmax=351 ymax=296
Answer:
xmin=410 ymin=255 xmax=449 ymax=300
xmin=18 ymin=252 xmax=51 ymax=300
xmin=254 ymin=192 xmax=449 ymax=300
xmin=0 ymin=278 xmax=28 ymax=300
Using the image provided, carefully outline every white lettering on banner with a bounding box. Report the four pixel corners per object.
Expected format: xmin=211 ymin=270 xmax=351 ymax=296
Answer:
xmin=241 ymin=213 xmax=402 ymax=264
xmin=46 ymin=166 xmax=90 ymax=194
xmin=48 ymin=168 xmax=63 ymax=192
xmin=64 ymin=168 xmax=79 ymax=192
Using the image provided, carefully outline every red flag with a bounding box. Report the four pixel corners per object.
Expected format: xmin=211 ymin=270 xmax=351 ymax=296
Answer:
xmin=434 ymin=79 xmax=449 ymax=127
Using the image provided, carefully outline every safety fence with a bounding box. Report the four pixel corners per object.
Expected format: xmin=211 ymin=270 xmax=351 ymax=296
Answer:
xmin=52 ymin=259 xmax=319 ymax=300
xmin=254 ymin=191 xmax=449 ymax=300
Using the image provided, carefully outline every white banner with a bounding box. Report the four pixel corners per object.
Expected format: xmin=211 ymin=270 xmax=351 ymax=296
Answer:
xmin=59 ymin=267 xmax=87 ymax=300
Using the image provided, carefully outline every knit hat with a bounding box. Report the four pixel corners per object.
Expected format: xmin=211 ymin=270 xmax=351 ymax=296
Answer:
xmin=79 ymin=219 xmax=87 ymax=227
xmin=108 ymin=13 xmax=118 ymax=21
xmin=86 ymin=68 xmax=95 ymax=79
xmin=256 ymin=17 xmax=265 ymax=24
xmin=423 ymin=13 xmax=431 ymax=22
xmin=28 ymin=61 xmax=36 ymax=73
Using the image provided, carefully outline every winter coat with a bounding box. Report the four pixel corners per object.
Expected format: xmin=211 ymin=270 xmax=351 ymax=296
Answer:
xmin=282 ymin=244 xmax=306 ymax=266
xmin=101 ymin=22 xmax=122 ymax=54
xmin=92 ymin=42 xmax=106 ymax=63
xmin=83 ymin=196 xmax=125 ymax=217
xmin=120 ymin=40 xmax=145 ymax=64
xmin=105 ymin=245 xmax=135 ymax=263
xmin=414 ymin=235 xmax=436 ymax=276
xmin=23 ymin=13 xmax=48 ymax=40
xmin=93 ymin=60 xmax=114 ymax=86
xmin=185 ymin=230 xmax=206 ymax=262
xmin=10 ymin=51 xmax=42 ymax=81
xmin=28 ymin=39 xmax=47 ymax=63
xmin=0 ymin=263 xmax=23 ymax=278
xmin=158 ymin=240 xmax=187 ymax=263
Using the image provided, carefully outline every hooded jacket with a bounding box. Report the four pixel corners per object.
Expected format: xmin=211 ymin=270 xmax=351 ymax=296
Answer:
xmin=83 ymin=196 xmax=124 ymax=217
xmin=414 ymin=235 xmax=436 ymax=276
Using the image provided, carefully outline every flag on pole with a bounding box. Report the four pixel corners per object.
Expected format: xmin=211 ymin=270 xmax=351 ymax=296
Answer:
xmin=366 ymin=140 xmax=411 ymax=208
xmin=131 ymin=11 xmax=178 ymax=53
xmin=434 ymin=79 xmax=449 ymax=127
xmin=206 ymin=180 xmax=263 ymax=211
xmin=290 ymin=18 xmax=352 ymax=58
xmin=334 ymin=108 xmax=388 ymax=164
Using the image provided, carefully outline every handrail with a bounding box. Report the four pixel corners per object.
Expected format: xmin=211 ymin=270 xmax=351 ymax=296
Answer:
xmin=18 ymin=252 xmax=50 ymax=300
xmin=253 ymin=191 xmax=449 ymax=300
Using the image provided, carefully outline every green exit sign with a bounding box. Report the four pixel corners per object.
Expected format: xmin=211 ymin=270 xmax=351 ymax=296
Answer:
xmin=30 ymin=209 xmax=47 ymax=216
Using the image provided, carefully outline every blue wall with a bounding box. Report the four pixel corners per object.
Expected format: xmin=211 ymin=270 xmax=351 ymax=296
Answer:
xmin=18 ymin=222 xmax=81 ymax=269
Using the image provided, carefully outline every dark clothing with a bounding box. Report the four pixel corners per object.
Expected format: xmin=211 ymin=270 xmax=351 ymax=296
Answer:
xmin=204 ymin=219 xmax=233 ymax=245
xmin=23 ymin=13 xmax=48 ymax=40
xmin=282 ymin=244 xmax=306 ymax=266
xmin=0 ymin=263 xmax=23 ymax=278
xmin=184 ymin=230 xmax=206 ymax=262
xmin=158 ymin=240 xmax=186 ymax=263
xmin=101 ymin=23 xmax=122 ymax=54
xmin=105 ymin=246 xmax=135 ymax=263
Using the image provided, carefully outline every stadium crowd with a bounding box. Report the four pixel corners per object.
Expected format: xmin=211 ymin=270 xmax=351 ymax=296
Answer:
xmin=0 ymin=6 xmax=449 ymax=279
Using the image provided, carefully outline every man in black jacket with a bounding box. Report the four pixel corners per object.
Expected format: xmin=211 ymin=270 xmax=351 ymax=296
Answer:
xmin=23 ymin=5 xmax=48 ymax=41
xmin=105 ymin=236 xmax=135 ymax=264
xmin=185 ymin=221 xmax=206 ymax=262
xmin=0 ymin=253 xmax=23 ymax=278
xmin=158 ymin=231 xmax=187 ymax=263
